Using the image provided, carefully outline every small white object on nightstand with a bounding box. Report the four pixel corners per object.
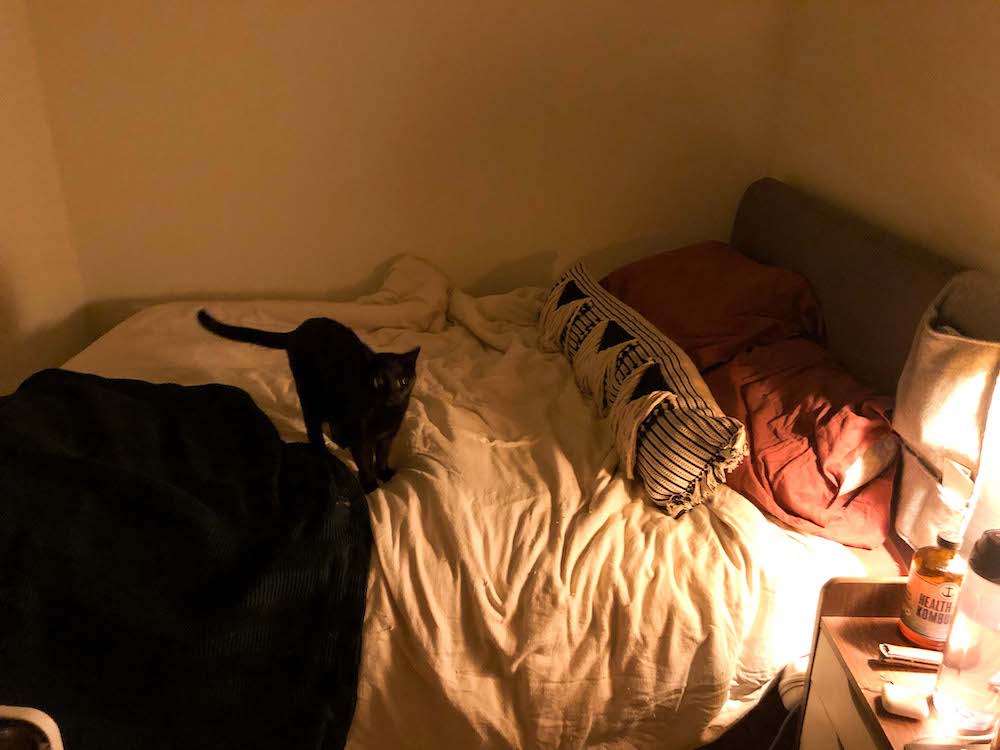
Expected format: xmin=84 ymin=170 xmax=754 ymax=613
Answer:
xmin=880 ymin=683 xmax=931 ymax=721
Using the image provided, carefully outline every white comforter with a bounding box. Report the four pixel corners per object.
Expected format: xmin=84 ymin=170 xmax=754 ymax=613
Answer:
xmin=67 ymin=256 xmax=863 ymax=749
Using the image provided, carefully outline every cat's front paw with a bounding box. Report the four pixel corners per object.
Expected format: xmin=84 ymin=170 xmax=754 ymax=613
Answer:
xmin=377 ymin=466 xmax=396 ymax=483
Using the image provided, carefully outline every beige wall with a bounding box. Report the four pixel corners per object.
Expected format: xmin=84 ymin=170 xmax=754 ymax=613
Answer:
xmin=0 ymin=0 xmax=88 ymax=393
xmin=17 ymin=2 xmax=999 ymax=371
xmin=27 ymin=1 xmax=786 ymax=331
xmin=772 ymin=2 xmax=1000 ymax=274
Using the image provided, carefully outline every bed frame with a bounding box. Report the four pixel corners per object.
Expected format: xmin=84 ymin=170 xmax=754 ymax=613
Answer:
xmin=730 ymin=178 xmax=958 ymax=397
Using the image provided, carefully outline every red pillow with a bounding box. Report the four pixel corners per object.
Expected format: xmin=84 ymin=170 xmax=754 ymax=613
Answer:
xmin=703 ymin=338 xmax=895 ymax=549
xmin=600 ymin=241 xmax=823 ymax=371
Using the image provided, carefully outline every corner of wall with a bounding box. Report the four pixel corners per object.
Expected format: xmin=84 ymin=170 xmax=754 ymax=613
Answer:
xmin=0 ymin=0 xmax=93 ymax=393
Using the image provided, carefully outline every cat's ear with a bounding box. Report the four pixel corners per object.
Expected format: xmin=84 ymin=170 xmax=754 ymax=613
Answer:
xmin=400 ymin=347 xmax=420 ymax=369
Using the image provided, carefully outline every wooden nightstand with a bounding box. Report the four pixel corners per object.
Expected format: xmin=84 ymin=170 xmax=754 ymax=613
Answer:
xmin=797 ymin=577 xmax=964 ymax=750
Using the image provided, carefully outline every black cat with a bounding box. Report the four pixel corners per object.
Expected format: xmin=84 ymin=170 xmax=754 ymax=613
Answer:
xmin=197 ymin=310 xmax=419 ymax=492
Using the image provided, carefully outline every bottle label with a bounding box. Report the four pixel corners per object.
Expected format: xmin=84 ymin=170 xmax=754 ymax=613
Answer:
xmin=901 ymin=574 xmax=962 ymax=642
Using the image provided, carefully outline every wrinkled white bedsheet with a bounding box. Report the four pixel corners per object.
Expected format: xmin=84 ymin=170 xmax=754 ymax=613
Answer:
xmin=67 ymin=256 xmax=863 ymax=749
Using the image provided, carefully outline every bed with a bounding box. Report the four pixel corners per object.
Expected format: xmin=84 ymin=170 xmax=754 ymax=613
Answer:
xmin=53 ymin=179 xmax=957 ymax=748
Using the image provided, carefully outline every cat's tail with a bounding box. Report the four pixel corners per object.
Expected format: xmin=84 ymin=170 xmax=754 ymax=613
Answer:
xmin=197 ymin=309 xmax=289 ymax=349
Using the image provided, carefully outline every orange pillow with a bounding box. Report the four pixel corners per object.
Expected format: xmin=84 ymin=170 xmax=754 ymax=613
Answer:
xmin=600 ymin=242 xmax=823 ymax=371
xmin=703 ymin=338 xmax=896 ymax=549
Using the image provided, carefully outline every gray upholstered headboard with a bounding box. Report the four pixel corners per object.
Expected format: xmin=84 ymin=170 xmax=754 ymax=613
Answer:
xmin=730 ymin=178 xmax=959 ymax=395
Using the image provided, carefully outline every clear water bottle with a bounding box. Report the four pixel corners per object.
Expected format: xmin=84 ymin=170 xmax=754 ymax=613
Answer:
xmin=934 ymin=529 xmax=1000 ymax=733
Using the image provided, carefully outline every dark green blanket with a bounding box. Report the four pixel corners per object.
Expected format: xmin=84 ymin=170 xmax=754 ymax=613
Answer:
xmin=0 ymin=369 xmax=371 ymax=750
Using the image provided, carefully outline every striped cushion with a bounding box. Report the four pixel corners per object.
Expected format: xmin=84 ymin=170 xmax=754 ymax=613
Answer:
xmin=539 ymin=263 xmax=747 ymax=516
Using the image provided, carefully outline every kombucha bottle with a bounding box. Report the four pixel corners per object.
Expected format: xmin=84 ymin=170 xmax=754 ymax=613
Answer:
xmin=900 ymin=530 xmax=966 ymax=650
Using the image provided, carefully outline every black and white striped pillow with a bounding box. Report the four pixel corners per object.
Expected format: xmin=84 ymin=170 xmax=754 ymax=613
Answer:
xmin=539 ymin=262 xmax=747 ymax=516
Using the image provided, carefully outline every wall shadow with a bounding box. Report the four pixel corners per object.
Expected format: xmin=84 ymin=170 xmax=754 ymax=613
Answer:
xmin=466 ymin=251 xmax=559 ymax=296
xmin=82 ymin=235 xmax=692 ymax=341
xmin=85 ymin=256 xmax=401 ymax=338
xmin=467 ymin=232 xmax=698 ymax=297
xmin=0 ymin=287 xmax=94 ymax=395
xmin=576 ymin=231 xmax=693 ymax=280
xmin=322 ymin=255 xmax=399 ymax=301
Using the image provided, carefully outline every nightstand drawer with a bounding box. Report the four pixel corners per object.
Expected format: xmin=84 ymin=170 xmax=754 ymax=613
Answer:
xmin=806 ymin=626 xmax=879 ymax=750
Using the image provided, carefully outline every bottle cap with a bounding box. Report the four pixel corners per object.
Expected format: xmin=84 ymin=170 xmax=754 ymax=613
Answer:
xmin=969 ymin=529 xmax=1000 ymax=584
xmin=937 ymin=530 xmax=962 ymax=550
